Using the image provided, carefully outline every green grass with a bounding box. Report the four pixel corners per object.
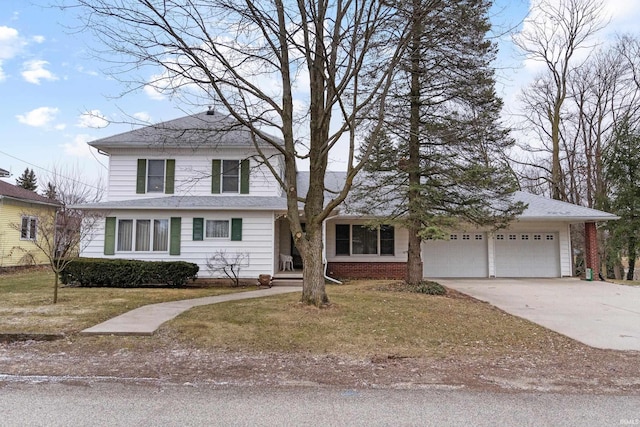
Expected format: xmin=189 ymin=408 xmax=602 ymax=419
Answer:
xmin=0 ymin=268 xmax=251 ymax=333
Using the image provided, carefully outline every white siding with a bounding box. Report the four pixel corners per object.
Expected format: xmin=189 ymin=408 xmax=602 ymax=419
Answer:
xmin=325 ymin=219 xmax=408 ymax=263
xmin=105 ymin=148 xmax=283 ymax=201
xmin=81 ymin=209 xmax=277 ymax=278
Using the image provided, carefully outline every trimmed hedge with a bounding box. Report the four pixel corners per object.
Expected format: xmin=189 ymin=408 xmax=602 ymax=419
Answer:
xmin=59 ymin=258 xmax=199 ymax=287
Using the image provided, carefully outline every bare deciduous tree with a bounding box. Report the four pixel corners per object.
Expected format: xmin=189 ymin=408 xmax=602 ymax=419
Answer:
xmin=514 ymin=0 xmax=605 ymax=200
xmin=12 ymin=166 xmax=105 ymax=303
xmin=69 ymin=0 xmax=410 ymax=306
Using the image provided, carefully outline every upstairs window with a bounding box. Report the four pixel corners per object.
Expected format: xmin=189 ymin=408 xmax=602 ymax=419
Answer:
xmin=211 ymin=159 xmax=250 ymax=194
xmin=222 ymin=160 xmax=239 ymax=193
xmin=136 ymin=159 xmax=175 ymax=194
xmin=147 ymin=160 xmax=165 ymax=193
xmin=20 ymin=216 xmax=37 ymax=240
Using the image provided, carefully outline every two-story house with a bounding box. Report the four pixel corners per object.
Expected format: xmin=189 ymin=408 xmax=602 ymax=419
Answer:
xmin=0 ymin=180 xmax=60 ymax=268
xmin=79 ymin=110 xmax=617 ymax=281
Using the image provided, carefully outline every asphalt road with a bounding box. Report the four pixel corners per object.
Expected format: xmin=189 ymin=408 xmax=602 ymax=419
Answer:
xmin=0 ymin=379 xmax=639 ymax=426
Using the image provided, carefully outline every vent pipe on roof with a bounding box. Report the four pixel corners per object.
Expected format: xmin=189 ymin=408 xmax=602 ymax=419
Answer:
xmin=207 ymin=106 xmax=214 ymax=115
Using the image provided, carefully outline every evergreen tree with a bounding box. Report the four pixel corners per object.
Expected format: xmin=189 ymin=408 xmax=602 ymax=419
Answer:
xmin=15 ymin=168 xmax=38 ymax=191
xmin=603 ymin=117 xmax=640 ymax=280
xmin=44 ymin=182 xmax=58 ymax=200
xmin=353 ymin=0 xmax=524 ymax=284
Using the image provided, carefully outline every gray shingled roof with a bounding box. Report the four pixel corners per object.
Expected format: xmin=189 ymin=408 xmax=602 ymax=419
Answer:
xmin=0 ymin=180 xmax=59 ymax=206
xmin=89 ymin=110 xmax=283 ymax=151
xmin=78 ymin=195 xmax=287 ymax=211
xmin=77 ymin=170 xmax=617 ymax=222
xmin=513 ymin=191 xmax=618 ymax=221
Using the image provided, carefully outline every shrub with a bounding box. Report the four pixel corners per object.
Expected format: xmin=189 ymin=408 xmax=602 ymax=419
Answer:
xmin=410 ymin=280 xmax=446 ymax=295
xmin=59 ymin=258 xmax=199 ymax=287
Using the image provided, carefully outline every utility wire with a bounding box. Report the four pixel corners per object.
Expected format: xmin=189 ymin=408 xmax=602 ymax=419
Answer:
xmin=0 ymin=148 xmax=106 ymax=191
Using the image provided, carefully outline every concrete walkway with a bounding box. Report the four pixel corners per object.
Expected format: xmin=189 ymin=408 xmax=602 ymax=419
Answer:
xmin=81 ymin=287 xmax=301 ymax=336
xmin=439 ymin=278 xmax=640 ymax=351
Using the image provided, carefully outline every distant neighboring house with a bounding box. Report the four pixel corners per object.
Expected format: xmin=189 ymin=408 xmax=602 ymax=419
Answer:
xmin=76 ymin=110 xmax=617 ymax=281
xmin=0 ymin=180 xmax=59 ymax=268
xmin=0 ymin=168 xmax=9 ymax=178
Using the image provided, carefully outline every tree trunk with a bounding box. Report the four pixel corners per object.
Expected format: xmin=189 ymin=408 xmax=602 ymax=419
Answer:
xmin=53 ymin=272 xmax=59 ymax=304
xmin=627 ymin=236 xmax=636 ymax=281
xmin=298 ymin=221 xmax=328 ymax=306
xmin=405 ymin=0 xmax=423 ymax=286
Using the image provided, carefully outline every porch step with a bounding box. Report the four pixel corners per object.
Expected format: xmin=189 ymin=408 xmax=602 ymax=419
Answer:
xmin=271 ymin=278 xmax=303 ymax=287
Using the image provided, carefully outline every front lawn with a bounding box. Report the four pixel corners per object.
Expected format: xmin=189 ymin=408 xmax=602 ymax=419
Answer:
xmin=0 ymin=268 xmax=250 ymax=334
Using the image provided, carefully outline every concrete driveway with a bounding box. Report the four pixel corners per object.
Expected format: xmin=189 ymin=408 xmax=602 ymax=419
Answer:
xmin=438 ymin=278 xmax=640 ymax=351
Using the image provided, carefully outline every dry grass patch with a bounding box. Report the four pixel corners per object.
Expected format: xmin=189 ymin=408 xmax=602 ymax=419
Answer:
xmin=0 ymin=268 xmax=252 ymax=334
xmin=166 ymin=281 xmax=566 ymax=358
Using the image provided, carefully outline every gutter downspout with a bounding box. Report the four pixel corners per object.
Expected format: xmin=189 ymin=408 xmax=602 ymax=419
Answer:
xmin=322 ymin=215 xmax=342 ymax=284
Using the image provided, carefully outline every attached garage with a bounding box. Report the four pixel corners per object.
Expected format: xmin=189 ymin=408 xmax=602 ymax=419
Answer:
xmin=422 ymin=232 xmax=488 ymax=278
xmin=493 ymin=232 xmax=560 ymax=277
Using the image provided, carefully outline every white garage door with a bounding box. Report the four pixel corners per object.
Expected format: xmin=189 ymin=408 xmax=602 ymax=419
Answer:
xmin=494 ymin=232 xmax=560 ymax=277
xmin=422 ymin=232 xmax=488 ymax=278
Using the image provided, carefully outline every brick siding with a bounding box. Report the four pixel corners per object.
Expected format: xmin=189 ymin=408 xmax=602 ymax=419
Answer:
xmin=326 ymin=262 xmax=409 ymax=280
xmin=584 ymin=222 xmax=600 ymax=278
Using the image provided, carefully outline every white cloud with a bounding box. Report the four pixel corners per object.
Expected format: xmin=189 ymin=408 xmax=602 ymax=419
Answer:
xmin=22 ymin=59 xmax=58 ymax=84
xmin=144 ymin=81 xmax=166 ymax=100
xmin=0 ymin=61 xmax=5 ymax=82
xmin=62 ymin=134 xmax=94 ymax=158
xmin=0 ymin=26 xmax=23 ymax=60
xmin=16 ymin=107 xmax=59 ymax=127
xmin=55 ymin=123 xmax=67 ymax=131
xmin=133 ymin=111 xmax=151 ymax=123
xmin=32 ymin=35 xmax=45 ymax=44
xmin=77 ymin=110 xmax=109 ymax=128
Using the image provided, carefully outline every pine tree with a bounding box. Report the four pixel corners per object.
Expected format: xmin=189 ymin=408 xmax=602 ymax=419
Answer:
xmin=16 ymin=168 xmax=38 ymax=191
xmin=603 ymin=117 xmax=640 ymax=280
xmin=44 ymin=182 xmax=58 ymax=200
xmin=353 ymin=0 xmax=524 ymax=284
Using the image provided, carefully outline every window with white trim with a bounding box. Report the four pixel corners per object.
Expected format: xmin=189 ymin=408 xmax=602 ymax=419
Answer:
xmin=222 ymin=160 xmax=240 ymax=193
xmin=117 ymin=218 xmax=168 ymax=252
xmin=20 ymin=216 xmax=37 ymax=240
xmin=335 ymin=224 xmax=394 ymax=256
xmin=147 ymin=160 xmax=166 ymax=193
xmin=206 ymin=220 xmax=230 ymax=238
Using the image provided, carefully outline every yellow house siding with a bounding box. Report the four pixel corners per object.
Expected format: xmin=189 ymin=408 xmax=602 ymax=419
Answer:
xmin=0 ymin=199 xmax=56 ymax=267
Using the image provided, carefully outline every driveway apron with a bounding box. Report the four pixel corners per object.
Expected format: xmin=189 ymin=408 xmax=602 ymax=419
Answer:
xmin=439 ymin=278 xmax=640 ymax=351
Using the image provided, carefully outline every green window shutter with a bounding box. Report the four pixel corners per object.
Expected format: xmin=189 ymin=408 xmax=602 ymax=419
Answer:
xmin=193 ymin=218 xmax=204 ymax=241
xmin=104 ymin=217 xmax=116 ymax=255
xmin=136 ymin=159 xmax=147 ymax=194
xmin=170 ymin=217 xmax=181 ymax=255
xmin=240 ymin=159 xmax=250 ymax=194
xmin=231 ymin=218 xmax=242 ymax=241
xmin=211 ymin=159 xmax=221 ymax=194
xmin=165 ymin=159 xmax=175 ymax=194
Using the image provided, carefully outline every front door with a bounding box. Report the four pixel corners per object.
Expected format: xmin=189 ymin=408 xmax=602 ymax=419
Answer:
xmin=290 ymin=223 xmax=305 ymax=269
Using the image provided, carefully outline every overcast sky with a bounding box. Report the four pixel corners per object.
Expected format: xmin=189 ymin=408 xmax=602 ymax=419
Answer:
xmin=0 ymin=0 xmax=638 ymax=190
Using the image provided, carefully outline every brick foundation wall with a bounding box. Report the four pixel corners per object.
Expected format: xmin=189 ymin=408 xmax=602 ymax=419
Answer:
xmin=327 ymin=262 xmax=409 ymax=280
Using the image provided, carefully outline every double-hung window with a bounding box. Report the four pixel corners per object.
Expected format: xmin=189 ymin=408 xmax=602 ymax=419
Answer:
xmin=136 ymin=159 xmax=175 ymax=194
xmin=335 ymin=224 xmax=394 ymax=256
xmin=205 ymin=220 xmax=229 ymax=238
xmin=117 ymin=218 xmax=169 ymax=252
xmin=20 ymin=216 xmax=37 ymax=240
xmin=211 ymin=159 xmax=249 ymax=194
xmin=147 ymin=160 xmax=165 ymax=193
xmin=222 ymin=160 xmax=239 ymax=193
